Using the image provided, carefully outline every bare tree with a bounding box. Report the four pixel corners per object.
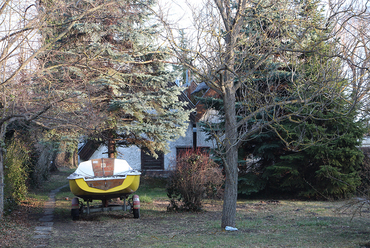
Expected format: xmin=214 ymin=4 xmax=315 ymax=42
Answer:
xmin=0 ymin=0 xmax=42 ymax=219
xmin=333 ymin=0 xmax=370 ymax=108
xmin=157 ymin=0 xmax=368 ymax=228
xmin=1 ymin=0 xmax=195 ymax=218
xmin=330 ymin=0 xmax=370 ymax=212
xmin=0 ymin=0 xmax=119 ymax=219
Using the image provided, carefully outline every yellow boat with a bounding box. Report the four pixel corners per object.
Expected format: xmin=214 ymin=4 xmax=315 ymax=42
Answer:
xmin=67 ymin=158 xmax=141 ymax=201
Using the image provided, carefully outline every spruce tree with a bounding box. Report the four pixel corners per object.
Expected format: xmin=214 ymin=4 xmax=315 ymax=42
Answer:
xmin=239 ymin=106 xmax=365 ymax=198
xmin=38 ymin=0 xmax=191 ymax=156
xmin=236 ymin=0 xmax=366 ymax=198
xmin=197 ymin=0 xmax=365 ymax=198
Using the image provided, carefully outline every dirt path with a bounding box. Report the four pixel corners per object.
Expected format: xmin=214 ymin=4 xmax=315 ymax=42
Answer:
xmin=31 ymin=184 xmax=68 ymax=247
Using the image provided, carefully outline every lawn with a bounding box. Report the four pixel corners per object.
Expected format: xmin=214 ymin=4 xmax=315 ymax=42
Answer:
xmin=1 ymin=168 xmax=370 ymax=248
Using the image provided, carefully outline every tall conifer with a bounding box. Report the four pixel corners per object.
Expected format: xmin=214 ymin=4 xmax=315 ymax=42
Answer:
xmin=38 ymin=0 xmax=191 ymax=156
xmin=198 ymin=0 xmax=365 ymax=198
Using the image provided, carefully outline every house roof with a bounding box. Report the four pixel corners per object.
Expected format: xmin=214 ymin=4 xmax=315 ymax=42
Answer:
xmin=167 ymin=81 xmax=196 ymax=123
xmin=194 ymin=87 xmax=220 ymax=122
xmin=192 ymin=82 xmax=209 ymax=95
xmin=78 ymin=139 xmax=101 ymax=161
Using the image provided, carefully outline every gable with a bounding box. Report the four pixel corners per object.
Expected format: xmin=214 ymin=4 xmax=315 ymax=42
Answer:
xmin=79 ymin=140 xmax=101 ymax=161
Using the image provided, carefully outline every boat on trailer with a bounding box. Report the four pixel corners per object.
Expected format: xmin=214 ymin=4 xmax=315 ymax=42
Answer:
xmin=67 ymin=158 xmax=141 ymax=219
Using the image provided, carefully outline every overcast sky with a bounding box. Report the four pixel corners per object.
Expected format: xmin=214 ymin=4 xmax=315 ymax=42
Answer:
xmin=157 ymin=0 xmax=204 ymax=29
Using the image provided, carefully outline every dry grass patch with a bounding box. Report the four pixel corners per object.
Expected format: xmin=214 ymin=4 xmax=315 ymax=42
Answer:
xmin=1 ymin=170 xmax=370 ymax=248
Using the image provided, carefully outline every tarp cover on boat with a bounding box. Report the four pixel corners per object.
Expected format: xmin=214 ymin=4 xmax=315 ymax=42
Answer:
xmin=67 ymin=158 xmax=140 ymax=180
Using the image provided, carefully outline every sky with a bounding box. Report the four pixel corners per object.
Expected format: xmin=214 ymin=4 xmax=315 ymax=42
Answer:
xmin=155 ymin=0 xmax=205 ymax=82
xmin=157 ymin=0 xmax=203 ymax=29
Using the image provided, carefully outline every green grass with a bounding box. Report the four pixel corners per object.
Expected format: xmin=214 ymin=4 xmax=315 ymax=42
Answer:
xmin=29 ymin=168 xmax=74 ymax=196
xmin=4 ymin=170 xmax=370 ymax=248
xmin=139 ymin=194 xmax=154 ymax=203
xmin=135 ymin=176 xmax=168 ymax=200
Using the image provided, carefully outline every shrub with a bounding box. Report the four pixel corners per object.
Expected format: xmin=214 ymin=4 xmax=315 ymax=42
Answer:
xmin=358 ymin=149 xmax=370 ymax=195
xmin=167 ymin=149 xmax=224 ymax=212
xmin=4 ymin=137 xmax=30 ymax=214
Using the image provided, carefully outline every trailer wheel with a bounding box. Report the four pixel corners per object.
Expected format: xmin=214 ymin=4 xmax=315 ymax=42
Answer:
xmin=71 ymin=209 xmax=79 ymax=220
xmin=71 ymin=198 xmax=80 ymax=220
xmin=133 ymin=208 xmax=140 ymax=219
xmin=132 ymin=195 xmax=140 ymax=218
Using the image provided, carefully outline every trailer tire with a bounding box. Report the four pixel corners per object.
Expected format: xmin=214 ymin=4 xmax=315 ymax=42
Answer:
xmin=133 ymin=208 xmax=140 ymax=219
xmin=71 ymin=209 xmax=79 ymax=220
xmin=71 ymin=197 xmax=80 ymax=220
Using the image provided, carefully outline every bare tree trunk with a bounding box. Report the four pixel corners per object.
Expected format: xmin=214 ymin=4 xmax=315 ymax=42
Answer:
xmin=221 ymin=159 xmax=238 ymax=227
xmin=221 ymin=145 xmax=239 ymax=227
xmin=108 ymin=130 xmax=116 ymax=159
xmin=0 ymin=147 xmax=3 ymax=220
xmin=73 ymin=148 xmax=78 ymax=167
xmin=0 ymin=122 xmax=7 ymax=219
xmin=221 ymin=84 xmax=238 ymax=227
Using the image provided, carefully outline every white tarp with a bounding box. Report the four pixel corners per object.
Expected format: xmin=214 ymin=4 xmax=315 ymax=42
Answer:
xmin=67 ymin=159 xmax=140 ymax=180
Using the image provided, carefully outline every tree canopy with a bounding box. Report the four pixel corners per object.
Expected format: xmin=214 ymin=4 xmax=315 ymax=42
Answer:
xmin=159 ymin=0 xmax=368 ymax=227
xmin=37 ymin=0 xmax=192 ymax=156
xmin=238 ymin=106 xmax=366 ymax=199
xmin=1 ymin=0 xmax=369 ymax=224
xmin=0 ymin=0 xmax=192 ymax=218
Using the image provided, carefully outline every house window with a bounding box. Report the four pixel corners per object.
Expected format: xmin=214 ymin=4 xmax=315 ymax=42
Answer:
xmin=141 ymin=149 xmax=164 ymax=170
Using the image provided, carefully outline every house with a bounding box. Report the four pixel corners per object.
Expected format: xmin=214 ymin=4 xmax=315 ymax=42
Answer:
xmin=78 ymin=79 xmax=219 ymax=175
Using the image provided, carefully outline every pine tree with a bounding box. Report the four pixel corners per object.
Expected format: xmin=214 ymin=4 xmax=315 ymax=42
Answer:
xmin=236 ymin=0 xmax=366 ymax=198
xmin=172 ymin=29 xmax=193 ymax=85
xmin=196 ymin=0 xmax=365 ymax=199
xmin=239 ymin=106 xmax=365 ymax=198
xmin=38 ymin=0 xmax=191 ymax=156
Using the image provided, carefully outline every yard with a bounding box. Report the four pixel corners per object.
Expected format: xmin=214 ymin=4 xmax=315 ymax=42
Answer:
xmin=1 ymin=168 xmax=370 ymax=248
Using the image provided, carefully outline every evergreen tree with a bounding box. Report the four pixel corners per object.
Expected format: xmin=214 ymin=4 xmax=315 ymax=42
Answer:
xmin=172 ymin=29 xmax=193 ymax=85
xmin=38 ymin=0 xmax=191 ymax=156
xmin=197 ymin=0 xmax=365 ymax=199
xmin=239 ymin=107 xmax=366 ymax=198
xmin=237 ymin=0 xmax=366 ymax=198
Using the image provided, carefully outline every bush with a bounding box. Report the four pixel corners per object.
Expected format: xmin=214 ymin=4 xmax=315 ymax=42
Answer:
xmin=4 ymin=137 xmax=30 ymax=214
xmin=358 ymin=149 xmax=370 ymax=195
xmin=167 ymin=149 xmax=224 ymax=212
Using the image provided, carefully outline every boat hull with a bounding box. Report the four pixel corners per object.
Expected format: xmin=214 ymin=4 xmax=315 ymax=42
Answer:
xmin=69 ymin=174 xmax=140 ymax=200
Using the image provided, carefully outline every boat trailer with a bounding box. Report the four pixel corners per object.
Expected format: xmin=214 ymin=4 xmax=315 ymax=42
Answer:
xmin=71 ymin=194 xmax=140 ymax=220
